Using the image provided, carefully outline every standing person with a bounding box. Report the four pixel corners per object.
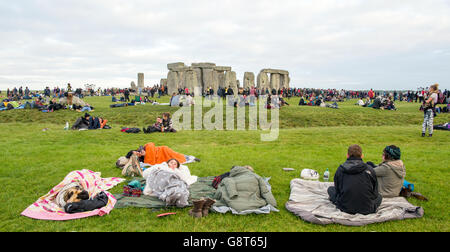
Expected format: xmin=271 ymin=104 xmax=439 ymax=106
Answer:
xmin=421 ymin=84 xmax=439 ymax=137
xmin=67 ymin=83 xmax=74 ymax=110
xmin=327 ymin=144 xmax=382 ymax=215
xmin=124 ymin=88 xmax=130 ymax=102
xmin=368 ymin=89 xmax=374 ymax=101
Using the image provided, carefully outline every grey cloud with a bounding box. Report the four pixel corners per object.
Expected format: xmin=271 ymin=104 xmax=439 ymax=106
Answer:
xmin=0 ymin=0 xmax=449 ymax=90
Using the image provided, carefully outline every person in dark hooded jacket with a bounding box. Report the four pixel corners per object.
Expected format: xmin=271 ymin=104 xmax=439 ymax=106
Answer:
xmin=327 ymin=144 xmax=382 ymax=215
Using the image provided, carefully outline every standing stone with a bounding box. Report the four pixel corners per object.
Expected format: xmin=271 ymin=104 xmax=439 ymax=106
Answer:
xmin=184 ymin=70 xmax=198 ymax=94
xmin=270 ymin=73 xmax=281 ymax=91
xmin=257 ymin=71 xmax=270 ymax=90
xmin=138 ymin=73 xmax=144 ymax=88
xmin=225 ymin=71 xmax=238 ymax=94
xmin=283 ymin=74 xmax=290 ymax=89
xmin=130 ymin=81 xmax=137 ymax=90
xmin=193 ymin=67 xmax=203 ymax=91
xmin=202 ymin=68 xmax=214 ymax=92
xmin=177 ymin=71 xmax=185 ymax=90
xmin=167 ymin=71 xmax=179 ymax=95
xmin=217 ymin=70 xmax=226 ymax=89
xmin=243 ymin=72 xmax=255 ymax=89
xmin=211 ymin=70 xmax=220 ymax=92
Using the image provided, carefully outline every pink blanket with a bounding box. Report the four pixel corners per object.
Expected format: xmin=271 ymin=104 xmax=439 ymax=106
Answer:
xmin=21 ymin=169 xmax=125 ymax=221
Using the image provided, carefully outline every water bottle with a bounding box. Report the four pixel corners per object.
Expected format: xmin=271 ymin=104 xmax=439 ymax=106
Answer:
xmin=64 ymin=122 xmax=69 ymax=130
xmin=324 ymin=168 xmax=330 ymax=182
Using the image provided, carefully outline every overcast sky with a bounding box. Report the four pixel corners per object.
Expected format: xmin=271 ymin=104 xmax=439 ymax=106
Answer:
xmin=1 ymin=0 xmax=449 ymax=90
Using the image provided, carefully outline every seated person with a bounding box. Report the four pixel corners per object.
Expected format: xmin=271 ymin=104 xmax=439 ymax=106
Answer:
xmin=161 ymin=112 xmax=176 ymax=133
xmin=280 ymin=97 xmax=289 ymax=106
xmin=356 ymin=98 xmax=364 ymax=106
xmin=370 ymin=145 xmax=405 ymax=198
xmin=327 ymin=144 xmax=382 ymax=215
xmin=298 ymin=97 xmax=306 ymax=106
xmin=32 ymin=98 xmax=45 ymax=110
xmin=384 ymin=100 xmax=396 ymax=110
xmin=48 ymin=98 xmax=63 ymax=112
xmin=143 ymin=117 xmax=163 ymax=133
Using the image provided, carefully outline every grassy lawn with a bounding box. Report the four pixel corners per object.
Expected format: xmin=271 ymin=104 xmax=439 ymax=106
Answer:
xmin=0 ymin=95 xmax=449 ymax=232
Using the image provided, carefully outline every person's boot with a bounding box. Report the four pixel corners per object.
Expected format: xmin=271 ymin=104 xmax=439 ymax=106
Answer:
xmin=428 ymin=134 xmax=432 ymax=137
xmin=202 ymin=198 xmax=216 ymax=217
xmin=189 ymin=198 xmax=206 ymax=218
xmin=422 ymin=132 xmax=425 ymax=137
xmin=143 ymin=127 xmax=148 ymax=134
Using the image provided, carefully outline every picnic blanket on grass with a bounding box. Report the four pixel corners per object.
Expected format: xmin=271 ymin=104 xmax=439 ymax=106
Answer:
xmin=21 ymin=169 xmax=125 ymax=221
xmin=285 ymin=179 xmax=424 ymax=226
xmin=114 ymin=176 xmax=278 ymax=215
xmin=114 ymin=176 xmax=216 ymax=209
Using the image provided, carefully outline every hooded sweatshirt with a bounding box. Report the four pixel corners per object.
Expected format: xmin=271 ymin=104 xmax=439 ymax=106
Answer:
xmin=374 ymin=160 xmax=406 ymax=198
xmin=332 ymin=157 xmax=382 ymax=215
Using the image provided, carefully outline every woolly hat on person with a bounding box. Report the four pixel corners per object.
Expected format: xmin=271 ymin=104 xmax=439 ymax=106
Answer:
xmin=384 ymin=146 xmax=401 ymax=160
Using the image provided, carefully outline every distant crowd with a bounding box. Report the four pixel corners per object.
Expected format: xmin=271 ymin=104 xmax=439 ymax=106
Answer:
xmin=1 ymin=83 xmax=448 ymax=108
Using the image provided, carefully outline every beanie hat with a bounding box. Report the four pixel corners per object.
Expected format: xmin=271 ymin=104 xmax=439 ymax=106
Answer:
xmin=384 ymin=146 xmax=401 ymax=160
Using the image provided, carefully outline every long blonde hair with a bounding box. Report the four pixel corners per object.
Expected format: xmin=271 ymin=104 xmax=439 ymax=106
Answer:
xmin=430 ymin=83 xmax=439 ymax=93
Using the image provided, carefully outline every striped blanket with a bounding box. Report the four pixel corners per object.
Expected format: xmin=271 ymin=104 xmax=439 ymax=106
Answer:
xmin=21 ymin=169 xmax=125 ymax=221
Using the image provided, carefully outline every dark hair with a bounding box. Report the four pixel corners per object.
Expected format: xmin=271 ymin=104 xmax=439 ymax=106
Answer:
xmin=348 ymin=144 xmax=363 ymax=158
xmin=167 ymin=158 xmax=180 ymax=168
xmin=383 ymin=145 xmax=401 ymax=160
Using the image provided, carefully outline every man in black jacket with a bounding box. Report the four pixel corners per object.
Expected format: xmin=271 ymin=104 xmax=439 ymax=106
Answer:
xmin=328 ymin=144 xmax=382 ymax=215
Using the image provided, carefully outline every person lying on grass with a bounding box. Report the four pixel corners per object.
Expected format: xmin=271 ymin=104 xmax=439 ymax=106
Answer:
xmin=142 ymin=158 xmax=198 ymax=196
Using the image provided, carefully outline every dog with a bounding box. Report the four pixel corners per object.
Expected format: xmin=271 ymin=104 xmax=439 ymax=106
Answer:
xmin=63 ymin=186 xmax=90 ymax=204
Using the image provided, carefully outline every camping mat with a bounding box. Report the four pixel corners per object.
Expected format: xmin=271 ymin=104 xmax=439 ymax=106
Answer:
xmin=285 ymin=178 xmax=424 ymax=226
xmin=114 ymin=176 xmax=216 ymax=209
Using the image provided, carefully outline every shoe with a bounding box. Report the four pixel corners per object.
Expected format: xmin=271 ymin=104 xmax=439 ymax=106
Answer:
xmin=422 ymin=133 xmax=425 ymax=137
xmin=411 ymin=192 xmax=429 ymax=201
xmin=428 ymin=134 xmax=432 ymax=137
xmin=194 ymin=158 xmax=201 ymax=162
xmin=189 ymin=198 xmax=206 ymax=218
xmin=201 ymin=198 xmax=216 ymax=217
xmin=143 ymin=127 xmax=148 ymax=134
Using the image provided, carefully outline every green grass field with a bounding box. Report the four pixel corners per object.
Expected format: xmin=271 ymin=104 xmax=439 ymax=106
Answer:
xmin=0 ymin=95 xmax=449 ymax=232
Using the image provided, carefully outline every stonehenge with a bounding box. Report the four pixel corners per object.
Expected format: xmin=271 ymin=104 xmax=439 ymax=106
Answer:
xmin=162 ymin=62 xmax=289 ymax=95
xmin=258 ymin=69 xmax=290 ymax=91
xmin=166 ymin=62 xmax=238 ymax=95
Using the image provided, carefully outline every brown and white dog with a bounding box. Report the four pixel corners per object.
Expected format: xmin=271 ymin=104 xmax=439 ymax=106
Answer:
xmin=55 ymin=183 xmax=90 ymax=208
xmin=63 ymin=185 xmax=90 ymax=204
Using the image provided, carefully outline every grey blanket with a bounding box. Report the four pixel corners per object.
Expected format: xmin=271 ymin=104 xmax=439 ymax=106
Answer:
xmin=146 ymin=169 xmax=189 ymax=208
xmin=285 ymin=179 xmax=424 ymax=226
